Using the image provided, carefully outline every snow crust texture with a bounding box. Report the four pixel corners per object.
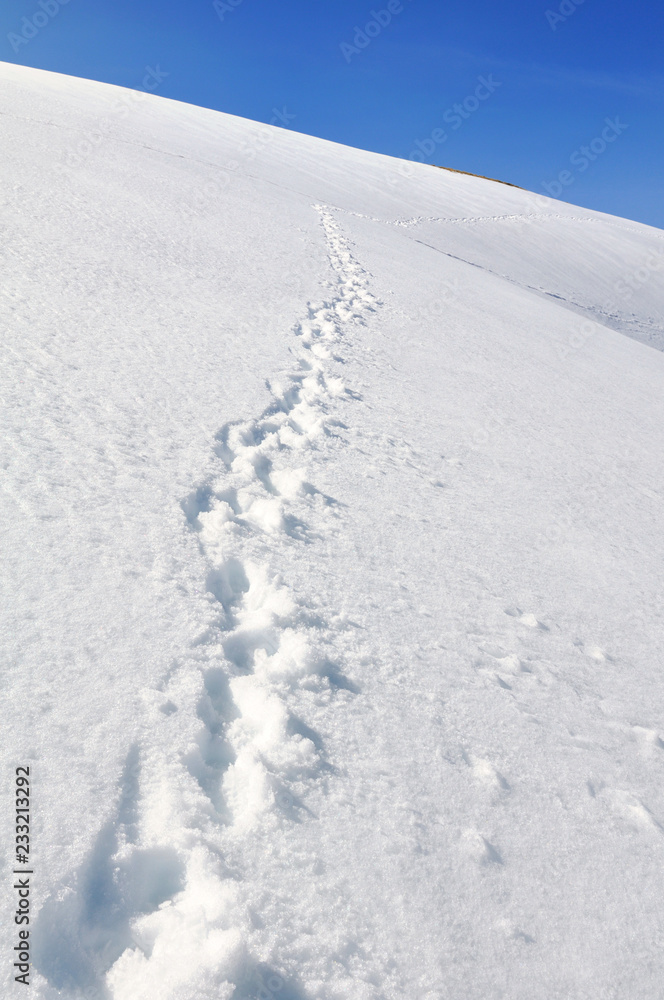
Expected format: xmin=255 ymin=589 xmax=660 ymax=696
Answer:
xmin=1 ymin=62 xmax=664 ymax=1000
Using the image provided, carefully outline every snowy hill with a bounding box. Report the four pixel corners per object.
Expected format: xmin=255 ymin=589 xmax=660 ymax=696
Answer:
xmin=1 ymin=61 xmax=664 ymax=1000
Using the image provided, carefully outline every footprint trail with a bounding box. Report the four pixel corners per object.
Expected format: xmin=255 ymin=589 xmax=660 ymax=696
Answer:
xmin=34 ymin=206 xmax=380 ymax=1000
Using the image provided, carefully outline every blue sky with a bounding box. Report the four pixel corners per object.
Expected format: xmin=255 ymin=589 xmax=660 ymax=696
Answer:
xmin=2 ymin=0 xmax=663 ymax=228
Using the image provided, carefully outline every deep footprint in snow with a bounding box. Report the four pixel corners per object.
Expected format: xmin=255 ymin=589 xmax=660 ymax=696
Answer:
xmin=183 ymin=667 xmax=238 ymax=819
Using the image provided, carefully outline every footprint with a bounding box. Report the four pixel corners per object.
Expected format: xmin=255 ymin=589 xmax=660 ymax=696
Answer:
xmin=574 ymin=639 xmax=612 ymax=662
xmin=205 ymin=559 xmax=251 ymax=612
xmin=181 ymin=484 xmax=216 ymax=527
xmin=465 ymin=753 xmax=511 ymax=795
xmin=478 ymin=643 xmax=529 ymax=676
xmin=600 ymin=787 xmax=664 ymax=836
xmin=183 ymin=668 xmax=238 ymax=818
xmin=504 ymin=607 xmax=549 ymax=630
xmin=461 ymin=829 xmax=504 ymax=866
xmin=496 ymin=918 xmax=536 ymax=945
xmin=632 ymin=725 xmax=664 ymax=755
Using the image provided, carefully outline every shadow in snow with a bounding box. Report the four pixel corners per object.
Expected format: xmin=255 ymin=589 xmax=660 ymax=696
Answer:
xmin=33 ymin=747 xmax=185 ymax=995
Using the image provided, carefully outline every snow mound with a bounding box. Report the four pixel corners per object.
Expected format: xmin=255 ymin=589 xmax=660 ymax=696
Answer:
xmin=1 ymin=61 xmax=663 ymax=1000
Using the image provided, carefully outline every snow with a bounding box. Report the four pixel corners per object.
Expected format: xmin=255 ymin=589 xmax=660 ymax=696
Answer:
xmin=1 ymin=60 xmax=663 ymax=1000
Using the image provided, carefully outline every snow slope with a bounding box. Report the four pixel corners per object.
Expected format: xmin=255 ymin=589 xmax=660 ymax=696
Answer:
xmin=1 ymin=61 xmax=663 ymax=1000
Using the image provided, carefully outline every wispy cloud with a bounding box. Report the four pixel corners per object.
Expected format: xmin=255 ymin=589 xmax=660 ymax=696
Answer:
xmin=512 ymin=62 xmax=664 ymax=101
xmin=391 ymin=41 xmax=664 ymax=102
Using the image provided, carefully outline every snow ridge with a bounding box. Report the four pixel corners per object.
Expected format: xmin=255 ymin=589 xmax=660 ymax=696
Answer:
xmin=34 ymin=207 xmax=379 ymax=1000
